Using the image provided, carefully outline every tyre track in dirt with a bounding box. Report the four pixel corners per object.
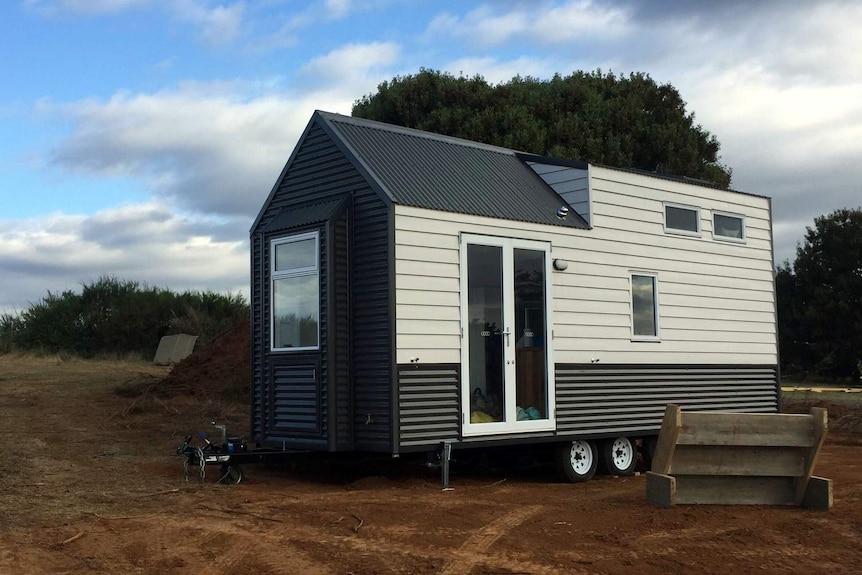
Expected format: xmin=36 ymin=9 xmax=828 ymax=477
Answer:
xmin=438 ymin=504 xmax=542 ymax=575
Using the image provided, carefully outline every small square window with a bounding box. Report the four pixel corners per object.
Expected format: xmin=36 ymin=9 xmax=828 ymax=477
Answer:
xmin=713 ymin=212 xmax=746 ymax=242
xmin=664 ymin=203 xmax=701 ymax=236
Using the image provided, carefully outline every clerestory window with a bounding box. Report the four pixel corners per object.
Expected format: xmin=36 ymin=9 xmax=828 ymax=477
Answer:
xmin=664 ymin=203 xmax=701 ymax=237
xmin=713 ymin=211 xmax=746 ymax=242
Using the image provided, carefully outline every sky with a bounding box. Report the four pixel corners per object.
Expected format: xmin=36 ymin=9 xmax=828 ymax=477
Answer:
xmin=2 ymin=0 xmax=861 ymax=313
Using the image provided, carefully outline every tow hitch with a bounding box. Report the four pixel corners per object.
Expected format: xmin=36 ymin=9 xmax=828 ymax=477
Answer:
xmin=176 ymin=422 xmax=248 ymax=484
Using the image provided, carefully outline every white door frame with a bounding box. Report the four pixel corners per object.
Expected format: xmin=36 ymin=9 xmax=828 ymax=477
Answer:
xmin=460 ymin=233 xmax=556 ymax=437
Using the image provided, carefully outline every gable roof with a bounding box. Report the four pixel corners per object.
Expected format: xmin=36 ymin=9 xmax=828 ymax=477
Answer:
xmin=315 ymin=111 xmax=588 ymax=229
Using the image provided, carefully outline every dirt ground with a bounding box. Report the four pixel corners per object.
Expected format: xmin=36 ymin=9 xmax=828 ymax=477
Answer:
xmin=2 ymin=355 xmax=862 ymax=575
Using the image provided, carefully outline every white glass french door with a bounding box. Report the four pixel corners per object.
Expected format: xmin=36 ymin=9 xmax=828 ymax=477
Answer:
xmin=460 ymin=234 xmax=555 ymax=436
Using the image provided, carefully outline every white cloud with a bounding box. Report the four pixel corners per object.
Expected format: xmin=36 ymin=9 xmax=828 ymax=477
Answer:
xmin=12 ymin=37 xmax=403 ymax=312
xmin=683 ymin=66 xmax=862 ymax=165
xmin=0 ymin=203 xmax=248 ymax=312
xmin=252 ymin=0 xmax=357 ymax=52
xmin=772 ymin=218 xmax=808 ymax=265
xmin=25 ymin=0 xmax=246 ymax=46
xmin=171 ymin=0 xmax=246 ymax=46
xmin=324 ymin=0 xmax=351 ymax=19
xmin=39 ymin=80 xmax=356 ymax=218
xmin=23 ymin=0 xmax=149 ymax=15
xmin=426 ymin=1 xmax=631 ymax=47
xmin=299 ymin=41 xmax=400 ymax=92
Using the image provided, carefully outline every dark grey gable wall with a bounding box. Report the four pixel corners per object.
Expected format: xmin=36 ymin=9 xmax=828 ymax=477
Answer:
xmin=251 ymin=119 xmax=392 ymax=452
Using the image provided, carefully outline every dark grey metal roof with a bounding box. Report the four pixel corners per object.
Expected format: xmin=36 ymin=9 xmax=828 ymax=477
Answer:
xmin=262 ymin=195 xmax=348 ymax=234
xmin=317 ymin=112 xmax=588 ymax=229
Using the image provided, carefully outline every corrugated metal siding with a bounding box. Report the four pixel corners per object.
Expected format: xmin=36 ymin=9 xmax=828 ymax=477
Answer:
xmin=250 ymin=233 xmax=264 ymax=440
xmin=350 ymin=190 xmax=392 ymax=451
xmin=268 ymin=357 xmax=322 ymax=435
xmin=555 ymin=364 xmax=779 ymax=436
xmin=331 ymin=211 xmax=352 ymax=449
xmin=250 ymin=119 xmax=392 ymax=451
xmin=318 ymin=227 xmax=329 ymax=440
xmin=262 ymin=224 xmax=329 ymax=445
xmin=397 ymin=364 xmax=460 ymax=448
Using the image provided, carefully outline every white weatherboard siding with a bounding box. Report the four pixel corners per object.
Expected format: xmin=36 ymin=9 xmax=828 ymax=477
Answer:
xmin=394 ymin=167 xmax=777 ymax=366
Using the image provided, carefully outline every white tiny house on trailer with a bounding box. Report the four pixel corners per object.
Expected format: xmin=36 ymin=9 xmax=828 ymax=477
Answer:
xmin=250 ymin=111 xmax=778 ymax=481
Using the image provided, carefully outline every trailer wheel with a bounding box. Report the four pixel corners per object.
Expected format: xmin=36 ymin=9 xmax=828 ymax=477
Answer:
xmin=556 ymin=440 xmax=598 ymax=482
xmin=219 ymin=464 xmax=244 ymax=485
xmin=600 ymin=437 xmax=637 ymax=476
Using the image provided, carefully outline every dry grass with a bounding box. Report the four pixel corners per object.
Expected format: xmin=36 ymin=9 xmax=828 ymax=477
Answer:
xmin=0 ymin=355 xmax=249 ymax=528
xmin=783 ymin=389 xmax=862 ymax=433
xmin=0 ymin=353 xmax=169 ymax=389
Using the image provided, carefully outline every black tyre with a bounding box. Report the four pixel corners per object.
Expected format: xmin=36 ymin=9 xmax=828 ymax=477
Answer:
xmin=556 ymin=440 xmax=598 ymax=483
xmin=600 ymin=437 xmax=637 ymax=476
xmin=219 ymin=464 xmax=245 ymax=484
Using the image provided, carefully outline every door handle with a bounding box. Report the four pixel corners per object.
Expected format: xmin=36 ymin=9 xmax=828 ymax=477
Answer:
xmin=502 ymin=327 xmax=511 ymax=347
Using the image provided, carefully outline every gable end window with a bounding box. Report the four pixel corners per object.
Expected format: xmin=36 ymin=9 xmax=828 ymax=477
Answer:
xmin=713 ymin=211 xmax=746 ymax=242
xmin=664 ymin=203 xmax=701 ymax=236
xmin=271 ymin=231 xmax=320 ymax=351
xmin=631 ymin=273 xmax=660 ymax=340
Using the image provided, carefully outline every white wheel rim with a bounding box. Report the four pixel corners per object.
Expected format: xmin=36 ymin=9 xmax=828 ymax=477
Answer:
xmin=569 ymin=440 xmax=593 ymax=475
xmin=610 ymin=437 xmax=634 ymax=470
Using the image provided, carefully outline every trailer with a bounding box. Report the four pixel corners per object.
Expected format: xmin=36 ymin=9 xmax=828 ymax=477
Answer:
xmin=248 ymin=111 xmax=779 ymax=482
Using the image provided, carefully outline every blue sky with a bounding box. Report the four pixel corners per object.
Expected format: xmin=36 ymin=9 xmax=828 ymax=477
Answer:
xmin=2 ymin=0 xmax=861 ymax=312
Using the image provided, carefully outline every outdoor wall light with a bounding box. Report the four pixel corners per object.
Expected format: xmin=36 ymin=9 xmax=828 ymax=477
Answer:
xmin=553 ymin=259 xmax=568 ymax=271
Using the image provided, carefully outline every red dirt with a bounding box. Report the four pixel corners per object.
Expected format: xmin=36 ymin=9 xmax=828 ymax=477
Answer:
xmin=156 ymin=318 xmax=251 ymax=399
xmin=2 ymin=353 xmax=861 ymax=574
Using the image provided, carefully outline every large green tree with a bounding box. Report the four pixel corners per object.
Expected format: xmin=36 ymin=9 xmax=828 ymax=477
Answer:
xmin=353 ymin=69 xmax=732 ymax=187
xmin=776 ymin=208 xmax=862 ymax=380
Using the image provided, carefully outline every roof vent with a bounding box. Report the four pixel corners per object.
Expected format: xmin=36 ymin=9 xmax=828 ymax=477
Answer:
xmin=556 ymin=205 xmax=569 ymax=219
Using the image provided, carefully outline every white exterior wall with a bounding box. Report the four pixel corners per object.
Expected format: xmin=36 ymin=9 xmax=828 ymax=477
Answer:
xmin=394 ymin=166 xmax=777 ymax=366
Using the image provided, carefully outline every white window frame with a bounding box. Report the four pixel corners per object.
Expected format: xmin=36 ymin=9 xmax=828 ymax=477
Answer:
xmin=630 ymin=271 xmax=660 ymax=342
xmin=663 ymin=202 xmax=701 ymax=237
xmin=271 ymin=231 xmax=320 ymax=352
xmin=712 ymin=210 xmax=747 ymax=243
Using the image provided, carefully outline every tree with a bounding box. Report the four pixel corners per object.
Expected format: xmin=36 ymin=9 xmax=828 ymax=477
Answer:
xmin=353 ymin=69 xmax=732 ymax=187
xmin=777 ymin=208 xmax=862 ymax=380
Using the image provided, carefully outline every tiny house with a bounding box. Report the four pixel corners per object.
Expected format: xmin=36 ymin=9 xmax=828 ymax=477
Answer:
xmin=249 ymin=111 xmax=779 ymax=481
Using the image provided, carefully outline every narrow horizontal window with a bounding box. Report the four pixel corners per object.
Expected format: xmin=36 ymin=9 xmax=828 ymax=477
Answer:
xmin=271 ymin=231 xmax=320 ymax=351
xmin=664 ymin=203 xmax=700 ymax=236
xmin=713 ymin=212 xmax=746 ymax=242
xmin=275 ymin=237 xmax=317 ymax=271
xmin=631 ymin=273 xmax=660 ymax=340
